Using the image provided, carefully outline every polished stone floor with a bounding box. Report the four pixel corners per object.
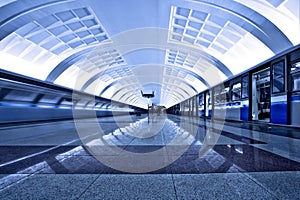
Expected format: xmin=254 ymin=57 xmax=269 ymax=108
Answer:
xmin=0 ymin=114 xmax=300 ymax=199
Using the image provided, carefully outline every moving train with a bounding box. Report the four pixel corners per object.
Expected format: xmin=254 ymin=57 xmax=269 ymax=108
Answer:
xmin=168 ymin=45 xmax=300 ymax=127
xmin=0 ymin=70 xmax=145 ymax=124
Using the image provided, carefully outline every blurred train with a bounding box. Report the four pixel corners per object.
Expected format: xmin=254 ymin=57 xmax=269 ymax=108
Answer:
xmin=0 ymin=70 xmax=145 ymax=124
xmin=168 ymin=45 xmax=300 ymax=127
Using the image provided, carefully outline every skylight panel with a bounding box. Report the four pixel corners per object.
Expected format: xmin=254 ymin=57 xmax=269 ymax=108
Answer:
xmin=221 ymin=29 xmax=241 ymax=43
xmin=176 ymin=7 xmax=190 ymax=17
xmin=90 ymin=28 xmax=103 ymax=35
xmin=52 ymin=44 xmax=69 ymax=55
xmin=28 ymin=31 xmax=51 ymax=44
xmin=188 ymin=21 xmax=203 ymax=30
xmin=186 ymin=29 xmax=198 ymax=37
xmin=183 ymin=36 xmax=195 ymax=44
xmin=200 ymin=32 xmax=215 ymax=42
xmin=175 ymin=61 xmax=184 ymax=65
xmin=84 ymin=37 xmax=97 ymax=44
xmin=173 ymin=27 xmax=184 ymax=34
xmin=226 ymin=22 xmax=247 ymax=36
xmin=185 ymin=63 xmax=194 ymax=68
xmin=215 ymin=37 xmax=233 ymax=49
xmin=196 ymin=40 xmax=210 ymax=47
xmin=211 ymin=44 xmax=227 ymax=54
xmin=83 ymin=19 xmax=97 ymax=28
xmin=48 ymin=25 xmax=69 ymax=36
xmin=16 ymin=23 xmax=41 ymax=37
xmin=208 ymin=15 xmax=227 ymax=27
xmin=203 ymin=24 xmax=221 ymax=35
xmin=67 ymin=22 xmax=84 ymax=31
xmin=60 ymin=34 xmax=77 ymax=43
xmin=191 ymin=10 xmax=208 ymax=21
xmin=76 ymin=30 xmax=90 ymax=38
xmin=172 ymin=35 xmax=182 ymax=41
xmin=174 ymin=19 xmax=187 ymax=27
xmin=73 ymin=7 xmax=91 ymax=18
xmin=56 ymin=10 xmax=76 ymax=22
xmin=178 ymin=53 xmax=187 ymax=60
xmin=36 ymin=15 xmax=59 ymax=28
xmin=41 ymin=38 xmax=61 ymax=49
xmin=96 ymin=35 xmax=108 ymax=42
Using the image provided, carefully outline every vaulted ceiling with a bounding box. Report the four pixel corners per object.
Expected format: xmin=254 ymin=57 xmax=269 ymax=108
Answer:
xmin=0 ymin=0 xmax=299 ymax=108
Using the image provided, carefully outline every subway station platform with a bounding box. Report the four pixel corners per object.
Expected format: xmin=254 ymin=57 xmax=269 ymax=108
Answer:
xmin=0 ymin=114 xmax=299 ymax=199
xmin=1 ymin=0 xmax=300 ymax=199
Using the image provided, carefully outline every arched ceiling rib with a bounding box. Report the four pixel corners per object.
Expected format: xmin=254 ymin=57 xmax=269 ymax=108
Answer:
xmin=80 ymin=64 xmax=210 ymax=92
xmin=48 ymin=46 xmax=230 ymax=89
xmin=101 ymin=78 xmax=197 ymax=103
xmin=0 ymin=0 xmax=299 ymax=108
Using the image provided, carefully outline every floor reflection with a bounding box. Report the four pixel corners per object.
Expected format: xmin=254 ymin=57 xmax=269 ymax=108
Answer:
xmin=0 ymin=115 xmax=300 ymax=175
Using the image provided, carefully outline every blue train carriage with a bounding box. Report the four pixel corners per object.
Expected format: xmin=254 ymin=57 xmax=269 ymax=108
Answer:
xmin=212 ymin=83 xmax=229 ymax=120
xmin=168 ymin=46 xmax=300 ymax=127
xmin=288 ymin=48 xmax=300 ymax=127
xmin=227 ymin=77 xmax=249 ymax=121
xmin=244 ymin=46 xmax=300 ymax=126
xmin=212 ymin=76 xmax=249 ymax=121
xmin=250 ymin=66 xmax=271 ymax=122
xmin=266 ymin=47 xmax=300 ymax=126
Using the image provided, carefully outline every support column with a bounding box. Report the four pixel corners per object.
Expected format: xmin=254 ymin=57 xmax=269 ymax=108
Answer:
xmin=180 ymin=102 xmax=184 ymax=116
xmin=191 ymin=97 xmax=195 ymax=117
xmin=196 ymin=95 xmax=199 ymax=117
xmin=188 ymin=99 xmax=191 ymax=116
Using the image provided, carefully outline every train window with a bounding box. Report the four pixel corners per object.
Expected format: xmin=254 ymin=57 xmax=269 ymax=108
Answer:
xmin=199 ymin=93 xmax=204 ymax=108
xmin=213 ymin=87 xmax=221 ymax=104
xmin=220 ymin=87 xmax=229 ymax=102
xmin=272 ymin=60 xmax=285 ymax=93
xmin=241 ymin=76 xmax=248 ymax=98
xmin=291 ymin=62 xmax=300 ymax=91
xmin=205 ymin=91 xmax=211 ymax=117
xmin=231 ymin=83 xmax=241 ymax=101
xmin=291 ymin=61 xmax=300 ymax=72
xmin=3 ymin=90 xmax=36 ymax=102
xmin=39 ymin=94 xmax=61 ymax=104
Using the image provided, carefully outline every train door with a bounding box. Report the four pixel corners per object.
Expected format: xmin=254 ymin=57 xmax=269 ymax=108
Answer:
xmin=270 ymin=58 xmax=288 ymax=124
xmin=289 ymin=49 xmax=300 ymax=126
xmin=205 ymin=90 xmax=211 ymax=118
xmin=251 ymin=68 xmax=270 ymax=122
xmin=199 ymin=93 xmax=205 ymax=117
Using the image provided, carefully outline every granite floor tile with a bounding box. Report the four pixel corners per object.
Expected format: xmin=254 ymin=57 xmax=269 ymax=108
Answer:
xmin=172 ymin=173 xmax=276 ymax=200
xmin=246 ymin=171 xmax=300 ymax=200
xmin=0 ymin=174 xmax=99 ymax=200
xmin=80 ymin=174 xmax=176 ymax=199
xmin=0 ymin=174 xmax=28 ymax=190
